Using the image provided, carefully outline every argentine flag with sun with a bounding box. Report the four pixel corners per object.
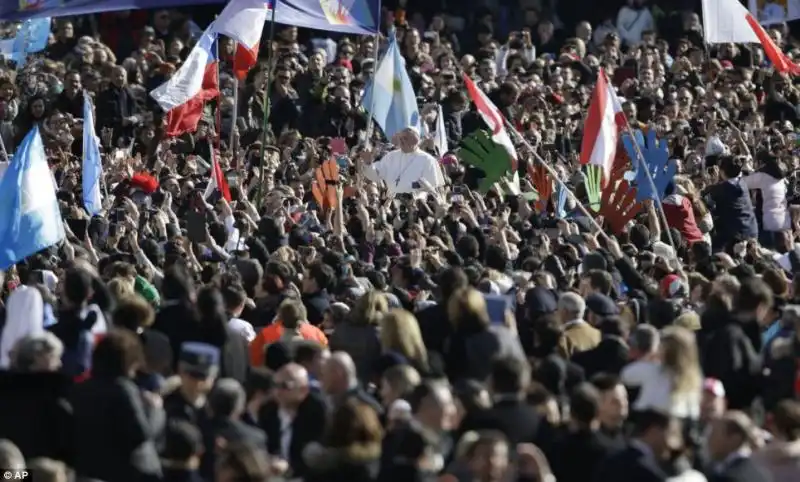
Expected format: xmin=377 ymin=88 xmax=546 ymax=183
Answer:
xmin=361 ymin=30 xmax=421 ymax=140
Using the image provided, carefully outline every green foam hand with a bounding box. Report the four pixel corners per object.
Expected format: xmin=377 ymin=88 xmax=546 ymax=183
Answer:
xmin=458 ymin=130 xmax=513 ymax=193
xmin=585 ymin=165 xmax=602 ymax=212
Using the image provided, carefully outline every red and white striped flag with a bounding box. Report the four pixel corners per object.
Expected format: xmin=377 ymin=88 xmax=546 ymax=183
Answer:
xmin=204 ymin=149 xmax=232 ymax=201
xmin=212 ymin=0 xmax=272 ymax=80
xmin=580 ymin=68 xmax=627 ymax=186
xmin=462 ymin=73 xmax=518 ymax=168
xmin=703 ymin=0 xmax=800 ymax=75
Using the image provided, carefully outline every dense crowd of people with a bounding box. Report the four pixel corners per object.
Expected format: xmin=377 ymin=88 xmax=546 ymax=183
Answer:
xmin=1 ymin=0 xmax=800 ymax=481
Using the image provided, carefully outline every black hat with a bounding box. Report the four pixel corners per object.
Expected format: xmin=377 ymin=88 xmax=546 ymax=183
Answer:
xmin=179 ymin=342 xmax=220 ymax=378
xmin=586 ymin=293 xmax=619 ymax=317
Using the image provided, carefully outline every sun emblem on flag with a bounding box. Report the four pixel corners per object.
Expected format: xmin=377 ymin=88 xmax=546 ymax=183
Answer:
xmin=392 ymin=77 xmax=402 ymax=93
xmin=19 ymin=0 xmax=45 ymax=10
xmin=319 ymin=0 xmax=351 ymax=25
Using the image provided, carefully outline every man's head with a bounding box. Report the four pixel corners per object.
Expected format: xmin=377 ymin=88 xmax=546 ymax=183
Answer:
xmin=302 ymin=262 xmax=335 ymax=294
xmin=207 ymin=378 xmax=246 ymax=420
xmin=557 ymin=292 xmax=586 ymax=324
xmin=110 ymin=66 xmax=127 ymax=88
xmin=769 ymin=400 xmax=800 ymax=442
xmin=736 ymin=277 xmax=774 ymax=326
xmin=701 ymin=378 xmax=727 ymax=422
xmin=570 ymin=383 xmax=601 ymax=429
xmin=393 ymin=127 xmax=421 ymax=153
xmin=579 ymin=270 xmax=613 ymax=297
xmin=273 ymin=363 xmax=310 ymax=409
xmin=178 ymin=342 xmax=220 ymax=398
xmin=465 ymin=430 xmax=510 ymax=482
xmin=64 ymin=71 xmax=81 ymax=95
xmin=409 ymin=380 xmax=457 ymax=432
xmin=277 ymin=299 xmax=307 ymax=331
xmin=632 ymin=409 xmax=680 ymax=461
xmin=628 ymin=324 xmax=660 ymax=361
xmin=293 ymin=341 xmax=329 ymax=379
xmin=380 ymin=364 xmax=422 ymax=409
xmin=591 ymin=373 xmax=629 ymax=430
xmin=10 ymin=333 xmax=63 ymax=372
xmin=489 ymin=356 xmax=530 ymax=397
xmin=162 ymin=421 xmax=203 ymax=469
xmin=321 ymin=351 xmax=357 ymax=396
xmin=707 ymin=411 xmax=758 ymax=462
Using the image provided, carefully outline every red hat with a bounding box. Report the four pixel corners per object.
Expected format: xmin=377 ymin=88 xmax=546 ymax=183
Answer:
xmin=338 ymin=58 xmax=353 ymax=71
xmin=703 ymin=378 xmax=725 ymax=398
xmin=130 ymin=172 xmax=159 ymax=194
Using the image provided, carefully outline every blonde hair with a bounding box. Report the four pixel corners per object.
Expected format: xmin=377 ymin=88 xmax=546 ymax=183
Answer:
xmin=660 ymin=326 xmax=702 ymax=396
xmin=108 ymin=277 xmax=135 ymax=301
xmin=351 ymin=291 xmax=389 ymax=326
xmin=447 ymin=287 xmax=490 ymax=332
xmin=380 ymin=309 xmax=428 ymax=371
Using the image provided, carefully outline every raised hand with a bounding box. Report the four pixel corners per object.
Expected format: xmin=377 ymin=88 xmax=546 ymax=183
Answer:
xmin=623 ymin=129 xmax=677 ymax=203
xmin=458 ymin=130 xmax=513 ymax=193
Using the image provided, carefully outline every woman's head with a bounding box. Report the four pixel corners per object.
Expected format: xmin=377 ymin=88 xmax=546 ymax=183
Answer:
xmin=324 ymin=398 xmax=384 ymax=450
xmin=107 ymin=277 xmax=135 ymax=301
xmin=29 ymin=97 xmax=47 ymax=119
xmin=350 ymin=291 xmax=388 ymax=326
xmin=91 ymin=329 xmax=145 ymax=379
xmin=448 ymin=287 xmax=491 ymax=332
xmin=380 ymin=309 xmax=428 ymax=370
xmin=659 ymin=326 xmax=702 ymax=395
xmin=113 ymin=294 xmax=155 ymax=331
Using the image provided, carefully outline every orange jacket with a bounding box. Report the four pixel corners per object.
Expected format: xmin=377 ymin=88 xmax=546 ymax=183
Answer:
xmin=249 ymin=321 xmax=328 ymax=366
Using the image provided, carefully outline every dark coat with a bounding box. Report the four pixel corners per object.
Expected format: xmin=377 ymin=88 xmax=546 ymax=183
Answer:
xmin=444 ymin=325 xmax=526 ymax=382
xmin=705 ymin=180 xmax=759 ymax=249
xmin=328 ymin=322 xmax=381 ymax=381
xmin=199 ymin=417 xmax=267 ymax=480
xmin=139 ymin=328 xmax=173 ymax=377
xmin=302 ymin=290 xmax=331 ymax=326
xmin=458 ymin=398 xmax=546 ymax=448
xmin=70 ymin=377 xmax=164 ymax=482
xmin=592 ymin=444 xmax=668 ymax=482
xmin=0 ymin=372 xmax=73 ymax=462
xmin=551 ymin=428 xmax=620 ymax=482
xmin=163 ymin=389 xmax=208 ymax=428
xmin=259 ymin=392 xmax=328 ymax=479
xmin=152 ymin=302 xmax=201 ymax=374
xmin=416 ymin=303 xmax=453 ymax=357
xmin=700 ymin=318 xmax=762 ymax=411
xmin=707 ymin=456 xmax=774 ymax=482
xmin=96 ymin=85 xmax=139 ymax=143
xmin=302 ymin=442 xmax=381 ymax=482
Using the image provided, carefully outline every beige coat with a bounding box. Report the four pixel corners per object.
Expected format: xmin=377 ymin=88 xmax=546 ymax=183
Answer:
xmin=752 ymin=440 xmax=800 ymax=482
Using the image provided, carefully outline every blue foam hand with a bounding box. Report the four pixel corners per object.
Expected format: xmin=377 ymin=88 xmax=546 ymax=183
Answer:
xmin=622 ymin=129 xmax=677 ymax=202
xmin=554 ymin=183 xmax=568 ymax=219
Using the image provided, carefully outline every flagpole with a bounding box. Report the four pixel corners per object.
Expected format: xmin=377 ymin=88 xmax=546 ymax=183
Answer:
xmin=363 ymin=32 xmax=381 ymax=148
xmin=215 ymin=39 xmax=223 ymax=155
xmin=256 ymin=1 xmax=278 ymax=208
xmin=229 ymin=41 xmax=239 ymax=153
xmin=0 ymin=132 xmax=8 ymax=161
xmin=504 ymin=118 xmax=607 ymax=236
xmin=622 ymin=122 xmax=677 ymax=251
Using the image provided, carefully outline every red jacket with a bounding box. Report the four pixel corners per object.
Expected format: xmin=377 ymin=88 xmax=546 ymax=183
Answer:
xmin=662 ymin=194 xmax=704 ymax=244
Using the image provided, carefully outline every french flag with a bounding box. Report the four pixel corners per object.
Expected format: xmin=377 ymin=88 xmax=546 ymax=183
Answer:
xmin=203 ymin=148 xmax=232 ymax=202
xmin=213 ymin=0 xmax=271 ymax=80
xmin=150 ymin=27 xmax=220 ymax=137
xmin=703 ymin=0 xmax=800 ymax=75
xmin=580 ymin=68 xmax=627 ymax=186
